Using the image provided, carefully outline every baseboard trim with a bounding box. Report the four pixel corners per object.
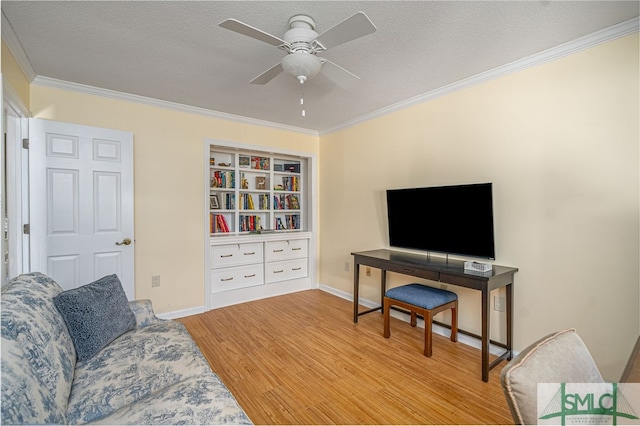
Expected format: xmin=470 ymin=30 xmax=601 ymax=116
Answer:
xmin=157 ymin=305 xmax=205 ymax=320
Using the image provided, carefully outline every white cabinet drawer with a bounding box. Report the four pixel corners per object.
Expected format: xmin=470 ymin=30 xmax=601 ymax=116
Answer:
xmin=211 ymin=264 xmax=264 ymax=292
xmin=265 ymin=258 xmax=308 ymax=284
xmin=211 ymin=243 xmax=263 ymax=268
xmin=265 ymin=239 xmax=308 ymax=262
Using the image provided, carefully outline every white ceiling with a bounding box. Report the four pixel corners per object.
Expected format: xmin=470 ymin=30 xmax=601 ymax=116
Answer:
xmin=2 ymin=1 xmax=639 ymax=134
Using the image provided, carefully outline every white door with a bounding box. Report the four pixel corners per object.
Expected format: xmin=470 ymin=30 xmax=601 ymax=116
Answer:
xmin=29 ymin=119 xmax=135 ymax=299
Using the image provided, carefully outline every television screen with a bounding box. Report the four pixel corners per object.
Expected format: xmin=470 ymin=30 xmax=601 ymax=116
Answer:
xmin=386 ymin=183 xmax=495 ymax=260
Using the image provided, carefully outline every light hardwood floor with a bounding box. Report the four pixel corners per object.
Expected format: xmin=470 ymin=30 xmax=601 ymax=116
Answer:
xmin=177 ymin=289 xmax=514 ymax=425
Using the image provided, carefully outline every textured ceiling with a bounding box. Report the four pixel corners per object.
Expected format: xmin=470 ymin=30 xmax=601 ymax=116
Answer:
xmin=2 ymin=1 xmax=639 ymax=133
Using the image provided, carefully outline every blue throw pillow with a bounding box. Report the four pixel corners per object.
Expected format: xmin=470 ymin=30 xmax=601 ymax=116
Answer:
xmin=53 ymin=274 xmax=136 ymax=361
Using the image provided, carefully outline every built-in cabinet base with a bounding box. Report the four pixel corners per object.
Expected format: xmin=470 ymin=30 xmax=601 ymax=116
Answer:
xmin=208 ymin=232 xmax=313 ymax=310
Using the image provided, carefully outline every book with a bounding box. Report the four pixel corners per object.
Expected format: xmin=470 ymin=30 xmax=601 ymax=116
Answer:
xmin=216 ymin=215 xmax=230 ymax=233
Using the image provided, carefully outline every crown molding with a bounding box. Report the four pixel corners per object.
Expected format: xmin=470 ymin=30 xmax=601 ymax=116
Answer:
xmin=31 ymin=76 xmax=319 ymax=136
xmin=320 ymin=17 xmax=639 ymax=135
xmin=1 ymin=11 xmax=36 ymax=82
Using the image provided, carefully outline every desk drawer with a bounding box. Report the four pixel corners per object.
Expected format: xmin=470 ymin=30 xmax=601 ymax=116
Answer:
xmin=440 ymin=273 xmax=484 ymax=290
xmin=211 ymin=264 xmax=264 ymax=292
xmin=265 ymin=258 xmax=308 ymax=284
xmin=211 ymin=243 xmax=263 ymax=268
xmin=386 ymin=265 xmax=440 ymax=281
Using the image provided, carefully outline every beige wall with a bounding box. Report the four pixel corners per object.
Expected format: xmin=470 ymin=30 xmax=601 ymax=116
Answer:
xmin=319 ymin=34 xmax=639 ymax=381
xmin=29 ymin=86 xmax=319 ymax=314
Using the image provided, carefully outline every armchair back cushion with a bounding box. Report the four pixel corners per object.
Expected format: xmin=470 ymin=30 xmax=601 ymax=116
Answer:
xmin=500 ymin=328 xmax=604 ymax=425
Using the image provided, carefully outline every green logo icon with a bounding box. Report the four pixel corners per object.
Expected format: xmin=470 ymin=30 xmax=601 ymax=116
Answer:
xmin=538 ymin=383 xmax=639 ymax=425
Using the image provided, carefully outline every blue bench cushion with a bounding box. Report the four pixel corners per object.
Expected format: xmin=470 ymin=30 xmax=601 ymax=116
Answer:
xmin=386 ymin=284 xmax=457 ymax=310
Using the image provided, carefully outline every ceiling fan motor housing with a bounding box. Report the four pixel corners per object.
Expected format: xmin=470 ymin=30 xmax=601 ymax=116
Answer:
xmin=285 ymin=15 xmax=318 ymax=53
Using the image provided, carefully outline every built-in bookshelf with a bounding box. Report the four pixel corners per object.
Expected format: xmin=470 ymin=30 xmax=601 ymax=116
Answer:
xmin=204 ymin=139 xmax=315 ymax=311
xmin=208 ymin=148 xmax=306 ymax=235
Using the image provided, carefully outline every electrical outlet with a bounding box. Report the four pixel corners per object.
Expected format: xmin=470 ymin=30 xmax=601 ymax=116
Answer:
xmin=366 ymin=267 xmax=371 ymax=277
xmin=494 ymin=296 xmax=505 ymax=312
xmin=152 ymin=275 xmax=161 ymax=288
xmin=344 ymin=261 xmax=350 ymax=272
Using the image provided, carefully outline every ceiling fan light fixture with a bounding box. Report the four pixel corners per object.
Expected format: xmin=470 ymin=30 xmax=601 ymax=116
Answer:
xmin=282 ymin=53 xmax=322 ymax=84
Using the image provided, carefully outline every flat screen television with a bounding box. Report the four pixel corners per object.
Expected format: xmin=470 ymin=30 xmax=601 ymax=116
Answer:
xmin=386 ymin=183 xmax=495 ymax=260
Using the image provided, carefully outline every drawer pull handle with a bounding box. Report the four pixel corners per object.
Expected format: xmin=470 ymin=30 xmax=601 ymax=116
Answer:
xmin=274 ymin=270 xmax=284 ymax=274
xmin=292 ymin=247 xmax=301 ymax=251
xmin=273 ymin=249 xmax=284 ymax=253
xmin=244 ymin=274 xmax=256 ymax=278
xmin=221 ymin=277 xmax=234 ymax=282
xmin=244 ymin=252 xmax=256 ymax=255
xmin=220 ymin=254 xmax=233 ymax=258
xmin=292 ymin=267 xmax=302 ymax=271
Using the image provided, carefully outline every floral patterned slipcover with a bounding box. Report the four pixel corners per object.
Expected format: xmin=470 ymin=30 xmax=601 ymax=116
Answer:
xmin=1 ymin=272 xmax=252 ymax=425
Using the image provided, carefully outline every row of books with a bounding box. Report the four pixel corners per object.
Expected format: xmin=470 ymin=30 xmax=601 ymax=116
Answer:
xmin=251 ymin=156 xmax=270 ymax=170
xmin=239 ymin=194 xmax=270 ymax=210
xmin=220 ymin=193 xmax=235 ymax=209
xmin=280 ymin=176 xmax=299 ymax=192
xmin=239 ymin=215 xmax=262 ymax=232
xmin=211 ymin=171 xmax=235 ymax=189
xmin=273 ymin=194 xmax=299 ymax=210
xmin=210 ymin=214 xmax=230 ymax=233
xmin=211 ymin=213 xmax=300 ymax=233
xmin=275 ymin=215 xmax=300 ymax=230
xmin=212 ymin=174 xmax=297 ymax=192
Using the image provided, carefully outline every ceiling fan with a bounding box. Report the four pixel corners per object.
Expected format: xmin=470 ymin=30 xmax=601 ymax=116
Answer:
xmin=219 ymin=11 xmax=377 ymax=87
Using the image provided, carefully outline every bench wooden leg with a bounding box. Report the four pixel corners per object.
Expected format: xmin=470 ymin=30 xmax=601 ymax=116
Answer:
xmin=424 ymin=311 xmax=433 ymax=357
xmin=410 ymin=311 xmax=417 ymax=327
xmin=451 ymin=301 xmax=458 ymax=343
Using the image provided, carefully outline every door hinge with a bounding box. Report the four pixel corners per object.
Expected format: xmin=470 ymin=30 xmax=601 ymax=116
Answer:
xmin=22 ymin=138 xmax=29 ymax=149
xmin=23 ymin=224 xmax=30 ymax=234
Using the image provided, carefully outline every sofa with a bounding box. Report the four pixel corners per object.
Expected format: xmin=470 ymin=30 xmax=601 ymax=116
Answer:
xmin=1 ymin=272 xmax=252 ymax=425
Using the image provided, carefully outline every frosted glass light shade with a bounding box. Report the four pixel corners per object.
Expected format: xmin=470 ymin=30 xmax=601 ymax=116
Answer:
xmin=282 ymin=53 xmax=322 ymax=82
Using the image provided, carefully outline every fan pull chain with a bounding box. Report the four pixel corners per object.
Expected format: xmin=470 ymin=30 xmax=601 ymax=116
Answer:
xmin=300 ymin=86 xmax=306 ymax=117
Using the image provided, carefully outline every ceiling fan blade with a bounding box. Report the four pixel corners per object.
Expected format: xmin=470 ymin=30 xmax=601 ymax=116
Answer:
xmin=219 ymin=19 xmax=286 ymax=47
xmin=315 ymin=12 xmax=376 ymax=50
xmin=250 ymin=62 xmax=284 ymax=85
xmin=320 ymin=58 xmax=360 ymax=89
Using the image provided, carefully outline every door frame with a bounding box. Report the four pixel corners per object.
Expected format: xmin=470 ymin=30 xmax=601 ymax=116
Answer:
xmin=2 ymin=77 xmax=31 ymax=284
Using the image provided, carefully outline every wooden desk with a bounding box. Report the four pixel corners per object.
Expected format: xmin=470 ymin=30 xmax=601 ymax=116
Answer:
xmin=351 ymin=249 xmax=518 ymax=382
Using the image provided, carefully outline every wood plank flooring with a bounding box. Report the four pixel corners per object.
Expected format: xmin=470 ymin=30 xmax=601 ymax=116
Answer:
xmin=177 ymin=289 xmax=514 ymax=425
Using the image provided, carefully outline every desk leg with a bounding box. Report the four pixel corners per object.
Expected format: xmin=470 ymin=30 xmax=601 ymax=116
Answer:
xmin=506 ymin=283 xmax=513 ymax=360
xmin=353 ymin=262 xmax=360 ymax=323
xmin=481 ymin=289 xmax=490 ymax=382
xmin=380 ymin=269 xmax=387 ymax=313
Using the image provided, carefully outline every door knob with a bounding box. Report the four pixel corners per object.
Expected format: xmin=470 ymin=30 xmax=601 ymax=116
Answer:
xmin=116 ymin=238 xmax=132 ymax=246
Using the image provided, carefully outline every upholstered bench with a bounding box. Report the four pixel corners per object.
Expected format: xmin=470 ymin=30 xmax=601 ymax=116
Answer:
xmin=383 ymin=283 xmax=458 ymax=357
